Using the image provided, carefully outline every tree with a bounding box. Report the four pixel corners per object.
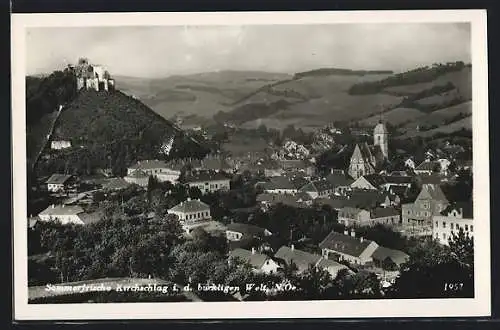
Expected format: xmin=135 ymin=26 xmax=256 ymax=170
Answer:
xmin=188 ymin=186 xmax=202 ymax=200
xmin=388 ymin=236 xmax=473 ymax=298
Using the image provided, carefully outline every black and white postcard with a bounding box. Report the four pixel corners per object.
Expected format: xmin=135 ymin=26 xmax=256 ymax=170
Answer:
xmin=12 ymin=10 xmax=490 ymax=320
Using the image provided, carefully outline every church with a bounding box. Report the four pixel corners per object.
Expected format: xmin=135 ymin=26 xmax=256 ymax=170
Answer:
xmin=348 ymin=121 xmax=389 ymax=180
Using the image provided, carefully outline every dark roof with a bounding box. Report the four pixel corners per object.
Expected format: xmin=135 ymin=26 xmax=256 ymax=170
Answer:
xmin=229 ymin=248 xmax=270 ymax=269
xmin=362 ymin=174 xmax=387 ymax=188
xmin=226 ymin=222 xmax=270 ymax=237
xmin=325 ymin=173 xmax=354 ymax=187
xmin=346 ymin=190 xmax=386 ymax=209
xmin=372 ymin=246 xmax=409 ymax=266
xmin=382 ymin=175 xmax=413 ymax=185
xmin=440 ymin=201 xmax=473 ymax=218
xmin=274 ymin=246 xmax=321 ymax=270
xmin=418 ymin=174 xmax=442 ymax=184
xmin=78 ymin=211 xmax=104 ymax=225
xmin=418 ymin=184 xmax=448 ymax=203
xmin=319 ymin=231 xmax=374 ymax=258
xmin=339 ymin=207 xmax=366 ymax=218
xmin=129 ymin=159 xmax=168 ymax=170
xmin=279 ymin=159 xmax=311 ymax=170
xmin=102 ymin=177 xmax=130 ymax=190
xmin=184 ymin=170 xmax=230 ymax=183
xmin=300 ymin=179 xmax=334 ymax=193
xmin=389 ymin=185 xmax=409 ymax=197
xmin=126 ymin=169 xmax=149 ymax=178
xmin=370 ymin=207 xmax=400 ymax=219
xmin=416 ymin=160 xmax=439 ymax=171
xmin=46 ymin=174 xmax=73 ymax=184
xmin=314 ymin=197 xmax=349 ymax=209
xmin=264 ymin=176 xmax=296 ymax=190
xmin=169 ymin=199 xmax=210 ymax=213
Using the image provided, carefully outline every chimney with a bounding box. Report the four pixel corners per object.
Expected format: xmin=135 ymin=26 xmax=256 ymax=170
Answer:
xmin=51 ymin=204 xmax=55 ymax=209
xmin=350 ymin=230 xmax=355 ymax=238
xmin=251 ymin=247 xmax=256 ymax=255
xmin=291 ymin=244 xmax=295 ymax=251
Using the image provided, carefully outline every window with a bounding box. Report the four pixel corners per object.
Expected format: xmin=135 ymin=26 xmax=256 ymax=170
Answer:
xmin=435 ymin=221 xmax=438 ymax=227
xmin=465 ymin=224 xmax=469 ymax=231
xmin=442 ymin=233 xmax=447 ymax=240
xmin=435 ymin=233 xmax=438 ymax=239
xmin=442 ymin=221 xmax=446 ymax=228
xmin=450 ymin=223 xmax=454 ymax=230
xmin=470 ymin=225 xmax=473 ymax=232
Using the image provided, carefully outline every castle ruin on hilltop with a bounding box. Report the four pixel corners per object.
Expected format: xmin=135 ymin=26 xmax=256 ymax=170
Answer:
xmin=74 ymin=58 xmax=115 ymax=92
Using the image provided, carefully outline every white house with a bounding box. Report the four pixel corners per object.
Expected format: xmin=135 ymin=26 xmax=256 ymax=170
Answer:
xmin=168 ymin=198 xmax=211 ymax=223
xmin=263 ymin=176 xmax=298 ymax=195
xmin=127 ymin=160 xmax=170 ymax=176
xmin=46 ymin=174 xmax=77 ymax=193
xmin=229 ymin=248 xmax=281 ymax=274
xmin=319 ymin=230 xmax=379 ymax=266
xmin=38 ymin=205 xmax=100 ymax=226
xmin=184 ymin=171 xmax=231 ymax=194
xmin=432 ymin=202 xmax=473 ymax=245
xmin=225 ymin=222 xmax=273 ymax=242
xmin=51 ymin=140 xmax=71 ymax=150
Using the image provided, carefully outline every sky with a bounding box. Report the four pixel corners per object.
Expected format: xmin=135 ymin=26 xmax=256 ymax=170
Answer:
xmin=26 ymin=23 xmax=471 ymax=78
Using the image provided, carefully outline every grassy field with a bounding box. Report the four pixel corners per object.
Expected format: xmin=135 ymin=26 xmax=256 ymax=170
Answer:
xmin=360 ymin=107 xmax=426 ymax=127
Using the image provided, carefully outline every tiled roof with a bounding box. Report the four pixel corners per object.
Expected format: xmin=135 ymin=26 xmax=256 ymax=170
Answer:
xmin=279 ymin=159 xmax=310 ymax=169
xmin=78 ymin=211 xmax=104 ymax=225
xmin=226 ymin=222 xmax=270 ymax=237
xmin=264 ymin=176 xmax=296 ymax=190
xmin=184 ymin=170 xmax=230 ymax=183
xmin=316 ymin=258 xmax=349 ymax=272
xmin=370 ymin=207 xmax=400 ymax=219
xmin=274 ymin=246 xmax=321 ymax=271
xmin=46 ymin=174 xmax=73 ymax=184
xmin=319 ymin=231 xmax=374 ymax=258
xmin=102 ymin=177 xmax=130 ymax=190
xmin=325 ymin=173 xmax=354 ymax=187
xmin=126 ymin=169 xmax=149 ymax=178
xmin=362 ymin=174 xmax=387 ymax=188
xmin=419 ymin=184 xmax=448 ymax=202
xmin=372 ymin=246 xmax=409 ymax=266
xmin=313 ymin=197 xmax=349 ymax=209
xmin=339 ymin=207 xmax=366 ymax=218
xmin=300 ymin=179 xmax=334 ymax=193
xmin=382 ymin=175 xmax=413 ymax=185
xmin=169 ymin=199 xmax=210 ymax=213
xmin=229 ymin=248 xmax=269 ymax=269
xmin=129 ymin=159 xmax=168 ymax=170
xmin=39 ymin=205 xmax=85 ymax=216
xmin=440 ymin=201 xmax=473 ymax=218
xmin=416 ymin=160 xmax=439 ymax=171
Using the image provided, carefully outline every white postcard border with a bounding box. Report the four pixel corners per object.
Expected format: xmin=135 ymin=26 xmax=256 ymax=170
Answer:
xmin=12 ymin=10 xmax=490 ymax=320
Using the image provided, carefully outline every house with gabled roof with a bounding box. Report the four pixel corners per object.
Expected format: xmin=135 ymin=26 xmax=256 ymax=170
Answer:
xmin=350 ymin=173 xmax=386 ymax=190
xmin=262 ymin=176 xmax=297 ymax=195
xmin=46 ymin=174 xmax=78 ymax=193
xmin=124 ymin=169 xmax=150 ymax=187
xmin=325 ymin=172 xmax=354 ymax=195
xmin=371 ymin=246 xmax=409 ymax=270
xmin=225 ymin=222 xmax=272 ymax=242
xmin=168 ymin=198 xmax=211 ymax=220
xmin=432 ymin=201 xmax=473 ymax=245
xmin=402 ymin=183 xmax=449 ymax=230
xmin=274 ymin=245 xmax=350 ymax=278
xmin=319 ymin=230 xmax=379 ymax=266
xmin=184 ymin=170 xmax=231 ymax=194
xmin=229 ymin=248 xmax=280 ymax=274
xmin=414 ymin=160 xmax=441 ymax=175
xmin=38 ymin=204 xmax=101 ymax=225
xmin=299 ymin=178 xmax=335 ymax=199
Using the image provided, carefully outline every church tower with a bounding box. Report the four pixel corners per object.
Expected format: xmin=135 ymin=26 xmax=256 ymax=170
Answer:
xmin=373 ymin=120 xmax=389 ymax=159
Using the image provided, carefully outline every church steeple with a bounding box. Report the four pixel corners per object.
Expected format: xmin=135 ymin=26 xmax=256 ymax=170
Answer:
xmin=373 ymin=111 xmax=389 ymax=159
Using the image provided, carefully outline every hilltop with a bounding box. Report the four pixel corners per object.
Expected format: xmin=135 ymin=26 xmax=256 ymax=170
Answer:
xmin=27 ymin=70 xmax=208 ymax=178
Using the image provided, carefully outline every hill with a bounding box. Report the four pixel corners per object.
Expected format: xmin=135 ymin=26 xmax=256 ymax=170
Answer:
xmin=28 ymin=75 xmax=209 ymax=178
xmin=115 ymin=70 xmax=292 ymax=122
